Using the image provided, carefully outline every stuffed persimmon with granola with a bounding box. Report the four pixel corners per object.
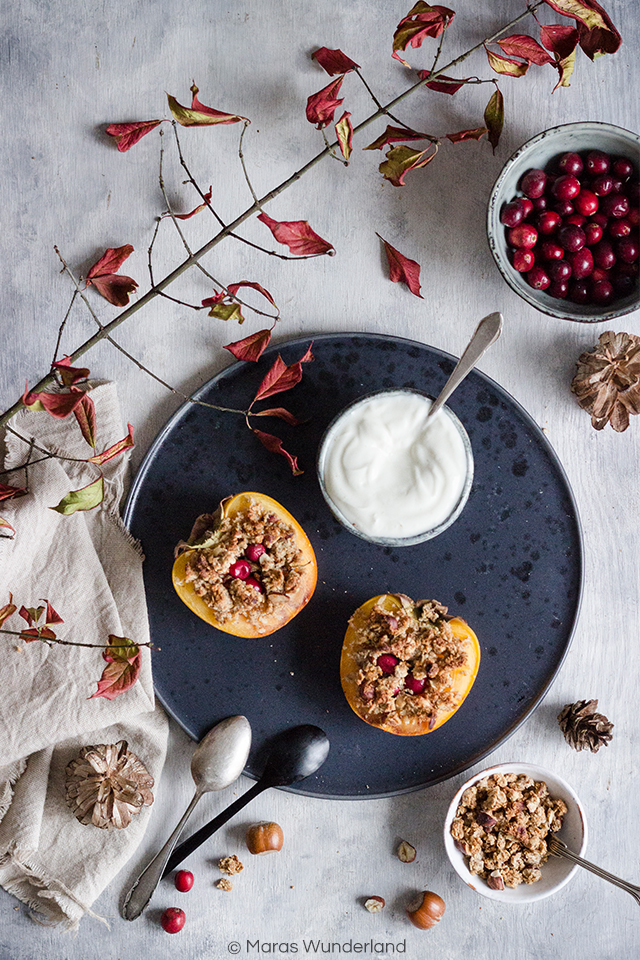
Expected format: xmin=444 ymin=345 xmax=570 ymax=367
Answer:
xmin=341 ymin=594 xmax=480 ymax=736
xmin=172 ymin=492 xmax=317 ymax=638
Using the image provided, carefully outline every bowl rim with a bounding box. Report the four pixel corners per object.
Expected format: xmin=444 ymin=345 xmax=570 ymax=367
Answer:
xmin=316 ymin=387 xmax=474 ymax=546
xmin=487 ymin=121 xmax=640 ymax=323
xmin=443 ymin=760 xmax=588 ymax=903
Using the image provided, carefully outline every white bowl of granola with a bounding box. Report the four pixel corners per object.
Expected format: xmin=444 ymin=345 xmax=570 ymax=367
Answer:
xmin=443 ymin=762 xmax=587 ymax=903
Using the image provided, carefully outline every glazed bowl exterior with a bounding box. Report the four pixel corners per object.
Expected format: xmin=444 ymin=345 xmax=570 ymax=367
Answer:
xmin=443 ymin=761 xmax=588 ymax=903
xmin=487 ymin=122 xmax=640 ymax=322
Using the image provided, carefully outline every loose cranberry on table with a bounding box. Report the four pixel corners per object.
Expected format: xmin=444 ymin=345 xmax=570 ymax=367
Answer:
xmin=161 ymin=907 xmax=186 ymax=934
xmin=174 ymin=870 xmax=194 ymax=893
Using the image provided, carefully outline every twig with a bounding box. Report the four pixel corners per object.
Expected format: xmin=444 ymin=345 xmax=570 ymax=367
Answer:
xmin=51 ymin=291 xmax=79 ymax=370
xmin=354 ymin=68 xmax=438 ymax=142
xmin=0 ymin=628 xmax=155 ymax=649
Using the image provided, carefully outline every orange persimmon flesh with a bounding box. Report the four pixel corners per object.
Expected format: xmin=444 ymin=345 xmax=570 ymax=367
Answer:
xmin=340 ymin=593 xmax=480 ymax=736
xmin=172 ymin=492 xmax=317 ymax=638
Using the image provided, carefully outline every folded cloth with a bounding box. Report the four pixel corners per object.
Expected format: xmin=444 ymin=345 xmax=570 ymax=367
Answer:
xmin=0 ymin=382 xmax=168 ymax=928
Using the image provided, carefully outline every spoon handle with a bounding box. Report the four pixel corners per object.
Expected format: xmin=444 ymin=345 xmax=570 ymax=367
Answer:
xmin=549 ymin=837 xmax=640 ymax=906
xmin=122 ymin=787 xmax=202 ymax=920
xmin=163 ymin=779 xmax=269 ymax=877
xmin=427 ymin=311 xmax=503 ymax=421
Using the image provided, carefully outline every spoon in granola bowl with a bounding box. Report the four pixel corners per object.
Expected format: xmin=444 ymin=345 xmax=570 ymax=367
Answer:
xmin=547 ymin=835 xmax=640 ymax=906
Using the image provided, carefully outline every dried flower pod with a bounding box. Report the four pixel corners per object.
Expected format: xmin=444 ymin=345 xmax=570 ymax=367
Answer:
xmin=406 ymin=890 xmax=445 ymax=929
xmin=558 ymin=699 xmax=614 ymax=753
xmin=65 ymin=740 xmax=153 ymax=829
xmin=571 ymin=331 xmax=640 ymax=432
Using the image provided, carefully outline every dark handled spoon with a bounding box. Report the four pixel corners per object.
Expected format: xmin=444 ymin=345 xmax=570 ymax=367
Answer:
xmin=162 ymin=723 xmax=330 ymax=876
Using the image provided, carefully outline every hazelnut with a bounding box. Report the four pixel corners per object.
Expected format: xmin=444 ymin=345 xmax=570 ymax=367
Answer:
xmin=396 ymin=839 xmax=417 ymax=863
xmin=364 ymin=896 xmax=385 ymax=913
xmin=406 ymin=890 xmax=445 ymax=930
xmin=245 ymin=821 xmax=284 ymax=855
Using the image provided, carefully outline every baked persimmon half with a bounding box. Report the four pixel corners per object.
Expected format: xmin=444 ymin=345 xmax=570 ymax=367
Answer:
xmin=172 ymin=492 xmax=317 ymax=638
xmin=340 ymin=593 xmax=480 ymax=736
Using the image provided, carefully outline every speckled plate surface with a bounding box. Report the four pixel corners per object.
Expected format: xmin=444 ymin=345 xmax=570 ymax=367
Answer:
xmin=123 ymin=333 xmax=583 ymax=799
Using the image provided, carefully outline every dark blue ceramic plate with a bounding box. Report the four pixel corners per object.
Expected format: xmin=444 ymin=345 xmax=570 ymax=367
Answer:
xmin=123 ymin=333 xmax=583 ymax=799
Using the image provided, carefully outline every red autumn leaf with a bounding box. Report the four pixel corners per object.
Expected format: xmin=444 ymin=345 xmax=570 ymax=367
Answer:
xmin=485 ymin=48 xmax=530 ymax=77
xmin=52 ymin=357 xmax=90 ymax=386
xmin=497 ymin=34 xmax=554 ymax=65
xmin=377 ymin=234 xmax=423 ymax=299
xmin=167 ymin=84 xmax=248 ymax=126
xmin=205 ymin=300 xmax=244 ymax=322
xmin=227 ymin=281 xmax=278 ymax=310
xmin=223 ymin=329 xmax=272 ymax=362
xmin=105 ymin=119 xmax=162 ymax=152
xmin=446 ymin=127 xmax=489 ymax=143
xmin=254 ymin=407 xmax=305 ymax=426
xmin=163 ymin=187 xmax=212 ymax=220
xmin=87 ymin=424 xmax=134 ymax=465
xmin=0 ymin=482 xmax=27 ymax=502
xmin=44 ymin=600 xmax=64 ymax=626
xmin=22 ymin=384 xmax=85 ymax=419
xmin=18 ymin=600 xmax=63 ymax=642
xmin=484 ymin=88 xmax=504 ymax=153
xmin=379 ymin=145 xmax=437 ymax=187
xmin=335 ymin=111 xmax=353 ymax=161
xmin=417 ymin=70 xmax=467 ymax=94
xmin=540 ymin=23 xmax=580 ymax=59
xmin=305 ymin=76 xmax=345 ymax=129
xmin=364 ymin=125 xmax=429 ymax=151
xmin=251 ymin=429 xmax=303 ymax=477
xmin=252 ymin=346 xmax=314 ymax=404
xmin=89 ymin=636 xmax=141 ymax=700
xmin=74 ymin=393 xmax=97 ymax=448
xmin=0 ymin=595 xmax=16 ymax=627
xmin=392 ymin=3 xmax=456 ymax=67
xmin=257 ymin=212 xmax=335 ymax=256
xmin=0 ymin=518 xmax=15 ymax=537
xmin=312 ymin=47 xmax=360 ymax=75
xmin=542 ymin=0 xmax=621 ymax=59
xmin=86 ymin=244 xmax=138 ymax=307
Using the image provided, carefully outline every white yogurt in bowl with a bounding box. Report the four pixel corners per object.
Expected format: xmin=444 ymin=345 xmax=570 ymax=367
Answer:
xmin=317 ymin=389 xmax=474 ymax=545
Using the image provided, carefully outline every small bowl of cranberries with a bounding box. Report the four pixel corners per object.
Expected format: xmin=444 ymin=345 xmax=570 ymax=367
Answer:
xmin=487 ymin=122 xmax=639 ymax=322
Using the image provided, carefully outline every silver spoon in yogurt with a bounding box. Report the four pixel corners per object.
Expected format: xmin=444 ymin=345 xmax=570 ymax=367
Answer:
xmin=426 ymin=311 xmax=503 ymax=421
xmin=122 ymin=715 xmax=252 ymax=920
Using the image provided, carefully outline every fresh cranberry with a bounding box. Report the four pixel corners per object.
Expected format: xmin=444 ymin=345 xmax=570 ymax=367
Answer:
xmin=518 ymin=197 xmax=534 ymax=218
xmin=569 ymin=280 xmax=590 ymax=303
xmin=557 ymin=223 xmax=586 ymax=252
xmin=377 ymin=654 xmax=399 ymax=674
xmin=553 ymin=199 xmax=575 ymax=217
xmin=507 ymin=224 xmax=538 ymax=248
xmin=244 ymin=576 xmax=263 ymax=592
xmin=552 ymin=174 xmax=581 ymax=201
xmin=590 ymin=279 xmax=615 ymax=305
xmin=627 ymin=180 xmax=640 ymax=203
xmin=228 ymin=559 xmax=252 ymax=580
xmin=592 ymin=240 xmax=616 ymax=270
xmin=567 ymin=248 xmax=594 ymax=279
xmin=590 ymin=212 xmax=609 ymax=229
xmin=626 ymin=207 xmax=639 ymax=227
xmin=585 ymin=150 xmax=610 ymax=176
xmin=532 ymin=195 xmax=548 ymax=213
xmin=565 ymin=213 xmax=586 ymax=227
xmin=549 ymin=279 xmax=569 ymax=299
xmin=161 ymin=908 xmax=186 ymax=934
xmin=612 ymin=157 xmax=635 ymax=179
xmin=500 ymin=200 xmax=525 ymax=227
xmin=541 ymin=240 xmax=564 ymax=261
xmin=591 ymin=174 xmax=615 ymax=196
xmin=574 ymin=189 xmax=599 ymax=217
xmin=174 ymin=870 xmax=194 ymax=893
xmin=600 ymin=193 xmax=630 ymax=219
xmin=521 ymin=168 xmax=547 ymax=198
xmin=548 ymin=260 xmax=572 ymax=281
xmin=584 ymin=221 xmax=604 ymax=245
xmin=512 ymin=248 xmax=535 ymax=272
xmin=612 ymin=265 xmax=638 ymax=295
xmin=616 ymin=237 xmax=639 ymax=263
xmin=558 ymin=151 xmax=584 ymax=176
xmin=590 ymin=267 xmax=610 ymax=284
xmin=608 ymin=218 xmax=631 ymax=238
xmin=405 ymin=675 xmax=426 ymax=694
xmin=537 ymin=211 xmax=561 ymax=235
xmin=245 ymin=543 xmax=266 ymax=562
xmin=527 ymin=266 xmax=550 ymax=290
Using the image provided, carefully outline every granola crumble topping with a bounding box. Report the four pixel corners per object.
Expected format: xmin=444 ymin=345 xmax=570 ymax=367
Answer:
xmin=450 ymin=772 xmax=568 ymax=888
xmin=350 ymin=597 xmax=468 ymax=729
xmin=183 ymin=498 xmax=303 ymax=627
xmin=218 ymin=854 xmax=244 ymax=876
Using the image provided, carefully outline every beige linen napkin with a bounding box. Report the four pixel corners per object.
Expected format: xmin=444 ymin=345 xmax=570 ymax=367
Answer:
xmin=0 ymin=382 xmax=169 ymax=928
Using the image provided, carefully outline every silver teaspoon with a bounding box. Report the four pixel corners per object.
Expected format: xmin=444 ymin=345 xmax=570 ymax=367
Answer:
xmin=548 ymin=835 xmax=640 ymax=907
xmin=426 ymin=311 xmax=503 ymax=421
xmin=122 ymin=714 xmax=252 ymax=920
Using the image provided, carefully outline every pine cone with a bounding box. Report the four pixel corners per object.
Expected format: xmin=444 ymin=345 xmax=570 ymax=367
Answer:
xmin=65 ymin=740 xmax=154 ymax=829
xmin=571 ymin=331 xmax=640 ymax=432
xmin=557 ymin=699 xmax=614 ymax=753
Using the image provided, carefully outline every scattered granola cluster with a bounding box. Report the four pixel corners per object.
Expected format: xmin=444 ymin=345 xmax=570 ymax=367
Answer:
xmin=215 ymin=854 xmax=244 ymax=892
xmin=450 ymin=773 xmax=567 ymax=889
xmin=351 ymin=597 xmax=468 ymax=729
xmin=184 ymin=499 xmax=302 ymax=627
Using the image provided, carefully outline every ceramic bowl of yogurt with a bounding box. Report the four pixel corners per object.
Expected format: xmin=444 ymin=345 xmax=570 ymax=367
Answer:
xmin=317 ymin=389 xmax=474 ymax=546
